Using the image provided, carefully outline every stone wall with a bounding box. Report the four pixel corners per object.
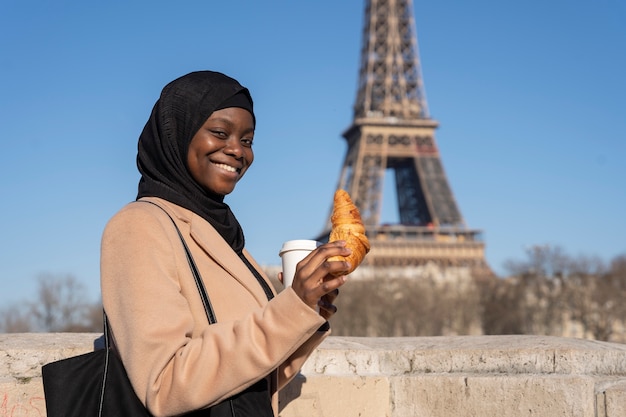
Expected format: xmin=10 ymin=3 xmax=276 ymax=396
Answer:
xmin=1 ymin=333 xmax=625 ymax=416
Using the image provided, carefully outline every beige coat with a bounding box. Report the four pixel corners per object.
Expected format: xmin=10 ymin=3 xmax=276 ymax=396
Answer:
xmin=101 ymin=197 xmax=328 ymax=417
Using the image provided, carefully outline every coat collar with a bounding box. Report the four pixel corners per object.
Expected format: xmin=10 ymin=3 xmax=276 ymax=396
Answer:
xmin=140 ymin=197 xmax=272 ymax=307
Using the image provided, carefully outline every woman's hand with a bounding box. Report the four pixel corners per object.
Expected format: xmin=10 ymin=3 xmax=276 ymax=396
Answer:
xmin=289 ymin=240 xmax=351 ymax=314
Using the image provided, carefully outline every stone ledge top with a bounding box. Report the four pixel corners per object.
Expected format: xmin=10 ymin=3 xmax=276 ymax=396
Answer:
xmin=2 ymin=334 xmax=626 ymax=379
xmin=304 ymin=335 xmax=626 ymax=377
xmin=0 ymin=333 xmax=101 ymax=379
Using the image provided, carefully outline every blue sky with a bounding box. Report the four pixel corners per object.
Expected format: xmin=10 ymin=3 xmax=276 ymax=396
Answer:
xmin=1 ymin=0 xmax=625 ymax=307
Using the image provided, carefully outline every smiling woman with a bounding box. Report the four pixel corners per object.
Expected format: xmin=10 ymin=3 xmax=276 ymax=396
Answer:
xmin=98 ymin=71 xmax=353 ymax=417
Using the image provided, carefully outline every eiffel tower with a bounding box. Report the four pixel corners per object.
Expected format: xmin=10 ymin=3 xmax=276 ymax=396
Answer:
xmin=316 ymin=0 xmax=488 ymax=271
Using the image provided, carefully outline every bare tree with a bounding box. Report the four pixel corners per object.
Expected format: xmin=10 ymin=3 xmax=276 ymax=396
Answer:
xmin=0 ymin=303 xmax=32 ymax=332
xmin=0 ymin=273 xmax=102 ymax=333
xmin=504 ymin=244 xmax=570 ymax=278
xmin=496 ymin=246 xmax=626 ymax=342
xmin=477 ymin=275 xmax=526 ymax=335
xmin=564 ymin=255 xmax=626 ymax=341
xmin=330 ymin=275 xmax=481 ymax=337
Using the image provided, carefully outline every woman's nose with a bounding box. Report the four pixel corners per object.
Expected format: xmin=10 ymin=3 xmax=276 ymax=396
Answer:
xmin=224 ymin=138 xmax=244 ymax=158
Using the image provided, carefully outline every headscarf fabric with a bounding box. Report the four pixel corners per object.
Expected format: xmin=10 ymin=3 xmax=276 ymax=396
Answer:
xmin=136 ymin=71 xmax=255 ymax=253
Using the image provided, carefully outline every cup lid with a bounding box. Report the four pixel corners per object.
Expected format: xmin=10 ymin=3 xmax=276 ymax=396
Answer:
xmin=278 ymin=239 xmax=321 ymax=256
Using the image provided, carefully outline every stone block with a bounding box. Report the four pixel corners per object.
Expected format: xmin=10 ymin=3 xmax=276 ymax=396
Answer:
xmin=0 ymin=377 xmax=47 ymax=417
xmin=597 ymin=379 xmax=626 ymax=417
xmin=280 ymin=373 xmax=391 ymax=417
xmin=392 ymin=374 xmax=596 ymax=417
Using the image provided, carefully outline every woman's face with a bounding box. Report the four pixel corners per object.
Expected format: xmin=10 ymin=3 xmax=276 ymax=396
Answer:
xmin=187 ymin=107 xmax=255 ymax=196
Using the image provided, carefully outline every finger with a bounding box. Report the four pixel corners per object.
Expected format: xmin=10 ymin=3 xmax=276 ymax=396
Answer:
xmin=294 ymin=244 xmax=351 ymax=285
xmin=312 ymin=275 xmax=347 ymax=303
xmin=311 ymin=241 xmax=351 ymax=263
xmin=317 ymin=299 xmax=338 ymax=320
xmin=277 ymin=271 xmax=283 ymax=284
xmin=321 ymin=288 xmax=339 ymax=304
xmin=299 ymin=240 xmax=346 ymax=265
xmin=318 ymin=298 xmax=337 ymax=311
xmin=323 ymin=259 xmax=351 ymax=278
xmin=325 ymin=240 xmax=349 ymax=248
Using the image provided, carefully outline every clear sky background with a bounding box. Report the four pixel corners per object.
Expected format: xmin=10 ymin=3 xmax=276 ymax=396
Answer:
xmin=1 ymin=0 xmax=625 ymax=307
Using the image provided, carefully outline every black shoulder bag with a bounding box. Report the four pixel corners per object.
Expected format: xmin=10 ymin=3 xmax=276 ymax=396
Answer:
xmin=42 ymin=202 xmax=273 ymax=417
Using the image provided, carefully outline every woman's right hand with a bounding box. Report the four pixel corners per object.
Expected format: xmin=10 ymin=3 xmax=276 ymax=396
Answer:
xmin=289 ymin=240 xmax=352 ymax=310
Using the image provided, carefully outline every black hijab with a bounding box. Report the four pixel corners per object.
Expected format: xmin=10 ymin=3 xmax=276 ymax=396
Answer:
xmin=136 ymin=71 xmax=255 ymax=253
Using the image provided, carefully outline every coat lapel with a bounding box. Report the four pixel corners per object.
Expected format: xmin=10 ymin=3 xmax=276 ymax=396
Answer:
xmin=186 ymin=211 xmax=271 ymax=307
xmin=143 ymin=197 xmax=272 ymax=307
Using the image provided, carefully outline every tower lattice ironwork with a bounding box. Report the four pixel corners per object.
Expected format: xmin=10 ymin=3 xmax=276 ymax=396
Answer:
xmin=316 ymin=0 xmax=488 ymax=269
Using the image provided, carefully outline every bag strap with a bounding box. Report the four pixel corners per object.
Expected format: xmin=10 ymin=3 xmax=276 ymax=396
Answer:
xmin=140 ymin=200 xmax=217 ymax=324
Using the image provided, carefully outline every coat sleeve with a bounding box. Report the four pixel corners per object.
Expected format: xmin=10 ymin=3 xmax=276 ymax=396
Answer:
xmin=101 ymin=203 xmax=327 ymax=417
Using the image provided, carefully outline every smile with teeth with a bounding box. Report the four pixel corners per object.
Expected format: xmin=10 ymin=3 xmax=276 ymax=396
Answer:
xmin=214 ymin=162 xmax=239 ymax=173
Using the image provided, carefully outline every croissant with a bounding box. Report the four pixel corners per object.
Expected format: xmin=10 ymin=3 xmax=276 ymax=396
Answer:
xmin=328 ymin=189 xmax=370 ymax=275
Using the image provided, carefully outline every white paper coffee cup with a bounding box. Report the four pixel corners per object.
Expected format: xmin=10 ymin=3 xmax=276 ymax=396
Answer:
xmin=278 ymin=240 xmax=322 ymax=288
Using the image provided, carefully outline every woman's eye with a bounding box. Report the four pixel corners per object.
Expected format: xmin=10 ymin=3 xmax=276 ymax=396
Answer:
xmin=210 ymin=129 xmax=228 ymax=138
xmin=241 ymin=138 xmax=253 ymax=147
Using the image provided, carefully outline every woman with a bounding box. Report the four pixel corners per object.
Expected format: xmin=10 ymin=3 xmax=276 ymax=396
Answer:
xmin=100 ymin=71 xmax=351 ymax=417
